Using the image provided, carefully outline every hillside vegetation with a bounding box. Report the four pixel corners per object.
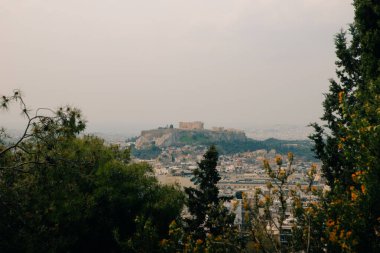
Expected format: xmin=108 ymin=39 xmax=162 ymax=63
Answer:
xmin=132 ymin=128 xmax=315 ymax=160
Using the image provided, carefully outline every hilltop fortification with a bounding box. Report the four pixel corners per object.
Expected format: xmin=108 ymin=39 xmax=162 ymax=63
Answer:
xmin=135 ymin=122 xmax=247 ymax=149
xmin=179 ymin=121 xmax=204 ymax=130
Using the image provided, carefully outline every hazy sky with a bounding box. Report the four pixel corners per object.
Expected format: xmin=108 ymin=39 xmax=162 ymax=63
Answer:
xmin=1 ymin=0 xmax=354 ymax=134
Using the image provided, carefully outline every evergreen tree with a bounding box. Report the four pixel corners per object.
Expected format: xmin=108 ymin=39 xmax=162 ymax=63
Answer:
xmin=310 ymin=0 xmax=380 ymax=251
xmin=184 ymin=145 xmax=235 ymax=241
xmin=0 ymin=91 xmax=185 ymax=253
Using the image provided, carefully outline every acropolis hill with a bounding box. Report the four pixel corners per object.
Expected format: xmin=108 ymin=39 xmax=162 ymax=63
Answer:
xmin=135 ymin=122 xmax=246 ymax=149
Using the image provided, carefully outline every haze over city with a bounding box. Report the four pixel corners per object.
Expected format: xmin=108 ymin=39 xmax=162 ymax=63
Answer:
xmin=1 ymin=0 xmax=354 ymax=135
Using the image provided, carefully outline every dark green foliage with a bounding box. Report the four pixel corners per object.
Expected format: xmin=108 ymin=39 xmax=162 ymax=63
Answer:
xmin=310 ymin=0 xmax=380 ymax=251
xmin=0 ymin=135 xmax=184 ymax=252
xmin=161 ymin=146 xmax=239 ymax=252
xmin=184 ymin=145 xmax=235 ymax=241
xmin=131 ymin=144 xmax=162 ymax=160
xmin=179 ymin=132 xmax=206 ymax=143
xmin=255 ymin=138 xmax=314 ymax=160
xmin=184 ymin=145 xmax=220 ymax=239
xmin=0 ymin=92 xmax=184 ymax=252
xmin=80 ymin=161 xmax=184 ymax=253
xmin=308 ymin=26 xmax=360 ymax=187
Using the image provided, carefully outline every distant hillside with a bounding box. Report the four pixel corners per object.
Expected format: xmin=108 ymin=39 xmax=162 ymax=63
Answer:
xmin=135 ymin=128 xmax=246 ymax=149
xmin=133 ymin=128 xmax=315 ymax=160
xmin=214 ymin=138 xmax=315 ymax=159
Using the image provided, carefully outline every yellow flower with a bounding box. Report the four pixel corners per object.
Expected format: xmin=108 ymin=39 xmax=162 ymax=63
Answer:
xmin=275 ymin=155 xmax=282 ymax=165
xmin=309 ymin=164 xmax=317 ymax=175
xmin=361 ymin=184 xmax=367 ymax=194
xmin=327 ymin=219 xmax=335 ymax=227
xmin=338 ymin=91 xmax=344 ymax=104
xmin=351 ymin=192 xmax=358 ymax=201
xmin=287 ymin=152 xmax=294 ymax=162
xmin=215 ymin=236 xmax=222 ymax=241
xmin=160 ymin=239 xmax=168 ymax=246
xmin=196 ymin=239 xmax=203 ymax=245
xmin=232 ymin=200 xmax=239 ymax=211
xmin=357 ymin=170 xmax=365 ymax=175
xmin=352 ymin=170 xmax=365 ymax=182
xmin=329 ymin=231 xmax=337 ymax=242
xmin=339 ymin=230 xmax=345 ymax=239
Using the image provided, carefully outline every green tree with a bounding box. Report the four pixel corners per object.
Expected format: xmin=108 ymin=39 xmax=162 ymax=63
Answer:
xmin=163 ymin=145 xmax=239 ymax=252
xmin=0 ymin=91 xmax=184 ymax=252
xmin=183 ymin=145 xmax=236 ymax=245
xmin=184 ymin=145 xmax=221 ymax=239
xmin=239 ymin=154 xmax=323 ymax=253
xmin=310 ymin=1 xmax=380 ymax=251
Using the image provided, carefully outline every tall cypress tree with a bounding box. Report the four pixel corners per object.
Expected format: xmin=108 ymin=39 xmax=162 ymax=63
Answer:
xmin=310 ymin=0 xmax=380 ymax=251
xmin=184 ymin=145 xmax=233 ymax=240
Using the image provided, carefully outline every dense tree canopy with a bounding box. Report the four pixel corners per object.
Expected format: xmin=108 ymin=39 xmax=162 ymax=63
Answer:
xmin=0 ymin=91 xmax=184 ymax=252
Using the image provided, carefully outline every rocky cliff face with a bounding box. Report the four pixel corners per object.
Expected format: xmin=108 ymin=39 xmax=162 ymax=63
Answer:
xmin=135 ymin=128 xmax=247 ymax=149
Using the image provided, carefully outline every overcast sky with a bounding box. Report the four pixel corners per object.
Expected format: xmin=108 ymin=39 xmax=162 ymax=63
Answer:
xmin=1 ymin=0 xmax=354 ymax=134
